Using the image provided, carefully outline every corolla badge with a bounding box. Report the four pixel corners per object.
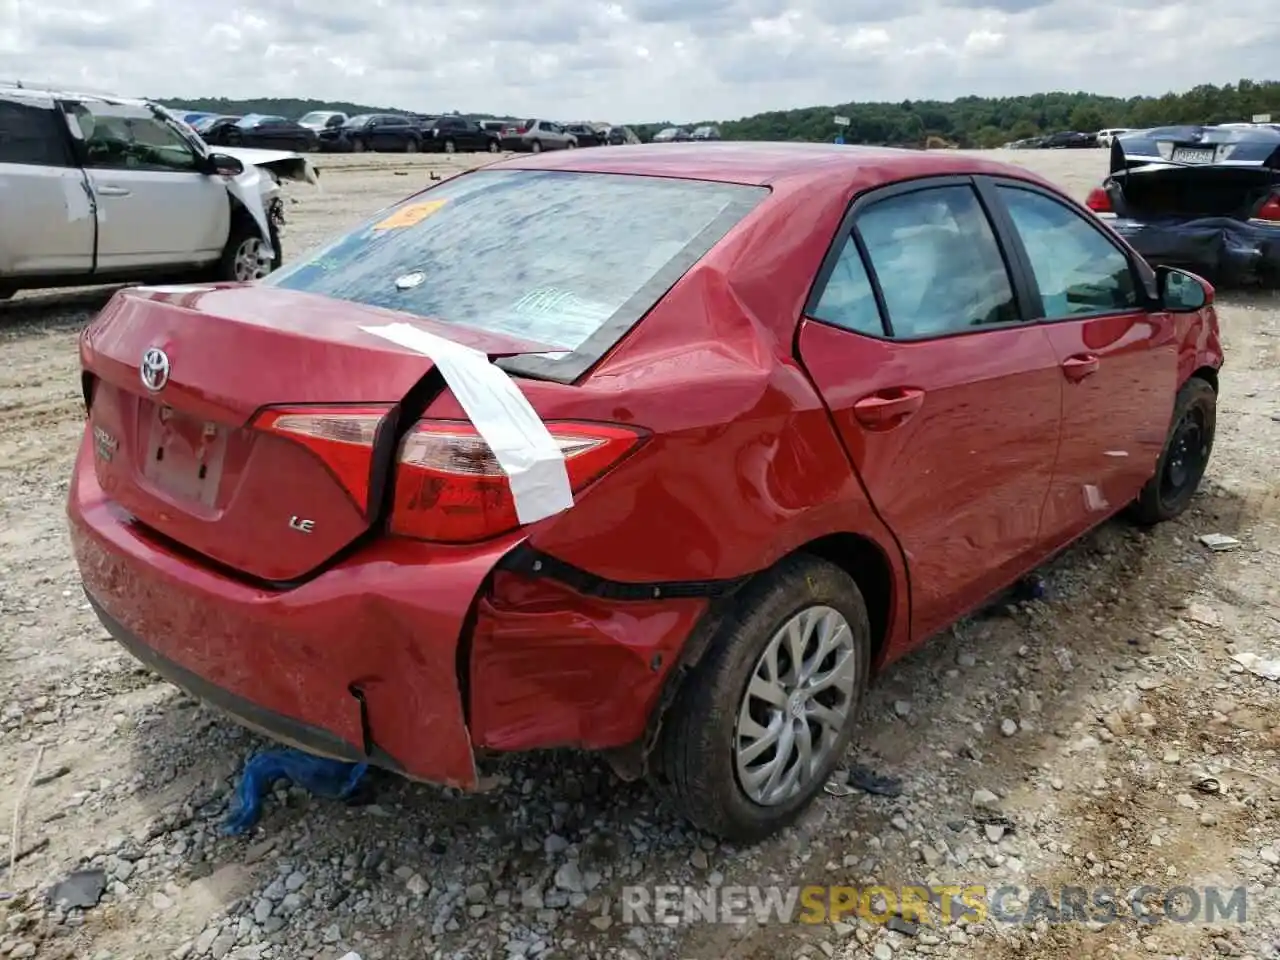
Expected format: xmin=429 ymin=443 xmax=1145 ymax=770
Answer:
xmin=140 ymin=347 xmax=170 ymax=392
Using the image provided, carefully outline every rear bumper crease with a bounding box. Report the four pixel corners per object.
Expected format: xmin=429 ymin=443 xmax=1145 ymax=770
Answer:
xmin=86 ymin=592 xmax=405 ymax=772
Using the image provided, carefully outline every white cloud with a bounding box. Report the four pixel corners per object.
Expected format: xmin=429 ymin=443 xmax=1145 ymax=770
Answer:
xmin=4 ymin=0 xmax=1275 ymax=122
xmin=963 ymin=28 xmax=1006 ymax=54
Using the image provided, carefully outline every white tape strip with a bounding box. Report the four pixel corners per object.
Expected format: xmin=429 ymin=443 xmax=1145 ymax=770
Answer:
xmin=359 ymin=322 xmax=574 ymax=525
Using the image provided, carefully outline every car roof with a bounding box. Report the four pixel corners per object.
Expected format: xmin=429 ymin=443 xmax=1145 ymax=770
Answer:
xmin=496 ymin=141 xmax=1057 ymax=191
xmin=0 ymin=81 xmax=152 ymax=110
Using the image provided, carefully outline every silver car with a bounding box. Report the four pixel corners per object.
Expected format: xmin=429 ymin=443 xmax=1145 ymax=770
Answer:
xmin=499 ymin=119 xmax=578 ymax=153
xmin=0 ymin=84 xmax=317 ymax=300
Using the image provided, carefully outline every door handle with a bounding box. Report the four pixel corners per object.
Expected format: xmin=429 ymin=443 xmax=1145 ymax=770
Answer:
xmin=852 ymin=387 xmax=925 ymax=429
xmin=1062 ymin=354 xmax=1100 ymax=381
xmin=95 ymin=186 xmax=131 ymax=197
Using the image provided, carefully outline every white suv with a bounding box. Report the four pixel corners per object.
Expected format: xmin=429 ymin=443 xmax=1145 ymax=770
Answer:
xmin=0 ymin=84 xmax=316 ymax=301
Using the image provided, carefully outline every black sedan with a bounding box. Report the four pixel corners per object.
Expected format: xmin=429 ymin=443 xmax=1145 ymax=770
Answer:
xmin=196 ymin=114 xmax=318 ymax=152
xmin=339 ymin=114 xmax=423 ymax=153
xmin=1086 ymin=124 xmax=1280 ymax=286
xmin=1039 ymin=130 xmax=1097 ymax=149
xmin=418 ymin=116 xmax=501 ymax=153
xmin=563 ymin=124 xmax=605 ymax=147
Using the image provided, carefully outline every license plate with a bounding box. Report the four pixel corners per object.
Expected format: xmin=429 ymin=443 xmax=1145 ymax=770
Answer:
xmin=1171 ymin=147 xmax=1216 ymax=164
xmin=142 ymin=405 xmax=228 ymax=507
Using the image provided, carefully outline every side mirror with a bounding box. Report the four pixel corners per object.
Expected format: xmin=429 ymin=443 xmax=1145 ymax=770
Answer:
xmin=206 ymin=153 xmax=245 ymax=177
xmin=1156 ymin=266 xmax=1212 ymax=313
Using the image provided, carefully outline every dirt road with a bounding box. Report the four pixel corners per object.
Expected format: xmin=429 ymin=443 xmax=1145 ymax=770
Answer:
xmin=1 ymin=149 xmax=1277 ymax=960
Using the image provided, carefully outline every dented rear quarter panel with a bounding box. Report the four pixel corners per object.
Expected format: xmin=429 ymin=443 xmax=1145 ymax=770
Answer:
xmin=425 ymin=172 xmax=916 ymax=729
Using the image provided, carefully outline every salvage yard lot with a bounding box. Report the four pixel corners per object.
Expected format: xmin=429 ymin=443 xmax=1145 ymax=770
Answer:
xmin=1 ymin=148 xmax=1279 ymax=960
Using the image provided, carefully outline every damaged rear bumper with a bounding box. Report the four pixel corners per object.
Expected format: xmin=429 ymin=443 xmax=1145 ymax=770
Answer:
xmin=67 ymin=431 xmax=706 ymax=785
xmin=1110 ymin=215 xmax=1280 ymax=287
xmin=86 ymin=592 xmax=403 ymax=772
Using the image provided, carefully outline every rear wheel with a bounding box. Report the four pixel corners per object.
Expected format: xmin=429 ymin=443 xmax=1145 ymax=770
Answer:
xmin=567 ymin=140 xmax=576 ymax=149
xmin=1130 ymin=376 xmax=1216 ymax=524
xmin=487 ymin=140 xmax=499 ymax=153
xmin=443 ymin=139 xmax=456 ymax=154
xmin=405 ymin=138 xmax=418 ymax=153
xmin=352 ymin=139 xmax=366 ymax=153
xmin=530 ymin=140 xmax=542 ymax=154
xmin=652 ymin=555 xmax=870 ymax=842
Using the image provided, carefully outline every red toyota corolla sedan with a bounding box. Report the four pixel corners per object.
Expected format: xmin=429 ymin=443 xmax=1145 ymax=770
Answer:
xmin=68 ymin=143 xmax=1223 ymax=841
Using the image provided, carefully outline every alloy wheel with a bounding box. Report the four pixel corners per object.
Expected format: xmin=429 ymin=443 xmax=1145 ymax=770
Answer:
xmin=232 ymin=238 xmax=271 ymax=281
xmin=734 ymin=605 xmax=858 ymax=807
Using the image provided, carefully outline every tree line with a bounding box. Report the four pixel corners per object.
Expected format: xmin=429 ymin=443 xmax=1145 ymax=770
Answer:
xmin=163 ymin=79 xmax=1280 ymax=148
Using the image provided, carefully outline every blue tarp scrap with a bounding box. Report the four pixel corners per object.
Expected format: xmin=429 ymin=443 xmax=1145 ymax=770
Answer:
xmin=223 ymin=748 xmax=368 ymax=835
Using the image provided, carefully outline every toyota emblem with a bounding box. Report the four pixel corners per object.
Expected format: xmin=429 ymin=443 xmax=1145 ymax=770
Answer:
xmin=140 ymin=347 xmax=170 ymax=392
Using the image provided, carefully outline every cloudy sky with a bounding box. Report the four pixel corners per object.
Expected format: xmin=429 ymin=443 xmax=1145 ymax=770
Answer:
xmin=1 ymin=0 xmax=1274 ymax=122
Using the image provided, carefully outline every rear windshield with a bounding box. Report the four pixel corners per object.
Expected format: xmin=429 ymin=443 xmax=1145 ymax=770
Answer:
xmin=265 ymin=169 xmax=766 ymax=380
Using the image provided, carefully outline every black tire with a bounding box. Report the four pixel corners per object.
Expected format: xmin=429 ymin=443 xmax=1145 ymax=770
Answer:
xmin=443 ymin=139 xmax=455 ymax=154
xmin=487 ymin=140 xmax=499 ymax=154
xmin=651 ymin=555 xmax=871 ymax=842
xmin=1130 ymin=376 xmax=1216 ymax=525
xmin=213 ymin=218 xmax=276 ymax=282
xmin=530 ymin=140 xmax=542 ymax=154
xmin=405 ymin=138 xmax=418 ymax=154
xmin=268 ymin=221 xmax=283 ymax=272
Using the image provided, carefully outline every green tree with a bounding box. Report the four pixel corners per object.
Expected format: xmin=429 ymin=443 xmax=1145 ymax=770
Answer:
xmin=1069 ymin=105 xmax=1107 ymax=132
xmin=1009 ymin=120 xmax=1040 ymax=141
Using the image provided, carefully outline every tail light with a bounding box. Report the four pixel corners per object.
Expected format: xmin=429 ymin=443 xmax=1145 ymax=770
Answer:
xmin=1257 ymin=194 xmax=1280 ymax=221
xmin=515 ymin=127 xmax=528 ymax=135
xmin=1085 ymin=186 xmax=1113 ymax=213
xmin=254 ymin=405 xmax=392 ymax=513
xmin=390 ymin=420 xmax=646 ymax=543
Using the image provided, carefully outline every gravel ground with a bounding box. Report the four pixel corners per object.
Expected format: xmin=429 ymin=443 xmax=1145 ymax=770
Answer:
xmin=1 ymin=148 xmax=1278 ymax=960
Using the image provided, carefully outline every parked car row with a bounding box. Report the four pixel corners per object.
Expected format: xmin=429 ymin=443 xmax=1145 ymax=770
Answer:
xmin=1007 ymin=130 xmax=1100 ymax=149
xmin=652 ymin=125 xmax=722 ymax=142
xmin=170 ymin=108 xmax=649 ymax=155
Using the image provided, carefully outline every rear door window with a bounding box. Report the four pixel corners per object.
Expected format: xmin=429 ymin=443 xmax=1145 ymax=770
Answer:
xmin=809 ymin=237 xmax=884 ymax=336
xmin=854 ymin=185 xmax=1019 ymax=338
xmin=266 ymin=169 xmax=767 ymax=380
xmin=0 ymin=100 xmax=71 ymax=166
xmin=996 ymin=186 xmax=1139 ymax=318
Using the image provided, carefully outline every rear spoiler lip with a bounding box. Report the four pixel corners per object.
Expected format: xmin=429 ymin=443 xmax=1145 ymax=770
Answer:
xmin=1107 ymin=161 xmax=1280 ymax=182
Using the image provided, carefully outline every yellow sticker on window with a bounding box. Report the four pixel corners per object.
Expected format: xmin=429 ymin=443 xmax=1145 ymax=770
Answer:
xmin=373 ymin=200 xmax=447 ymax=231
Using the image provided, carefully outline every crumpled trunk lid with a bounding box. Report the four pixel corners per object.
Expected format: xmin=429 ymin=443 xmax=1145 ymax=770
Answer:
xmin=1110 ymin=164 xmax=1278 ymax=220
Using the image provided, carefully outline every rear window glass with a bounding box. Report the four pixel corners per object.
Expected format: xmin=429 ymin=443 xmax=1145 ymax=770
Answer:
xmin=266 ymin=169 xmax=766 ymax=380
xmin=0 ymin=100 xmax=70 ymax=166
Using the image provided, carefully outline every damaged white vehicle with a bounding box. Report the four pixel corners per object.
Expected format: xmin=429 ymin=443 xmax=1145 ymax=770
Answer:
xmin=0 ymin=84 xmax=318 ymax=300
